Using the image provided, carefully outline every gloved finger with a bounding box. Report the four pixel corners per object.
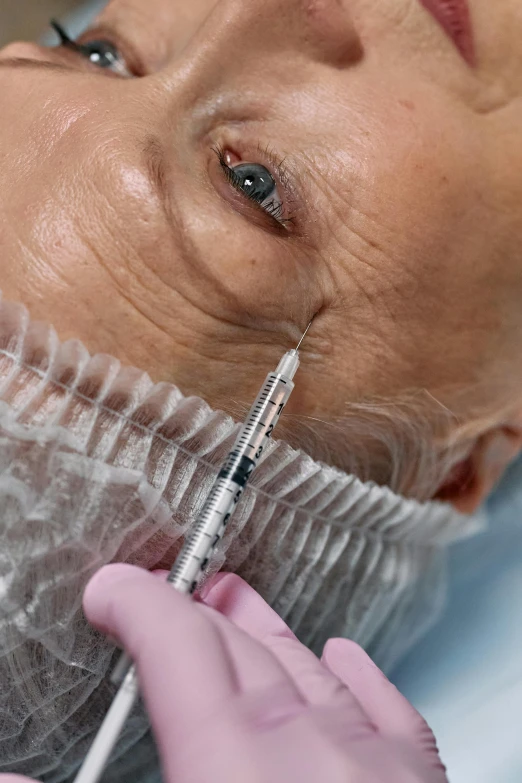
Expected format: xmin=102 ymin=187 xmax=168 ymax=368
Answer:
xmin=200 ymin=573 xmax=298 ymax=642
xmin=199 ymin=573 xmax=312 ymax=701
xmin=154 ymin=571 xmax=308 ymax=700
xmin=148 ymin=572 xmax=303 ymax=696
xmin=201 ymin=574 xmax=371 ymax=722
xmin=155 ymin=572 xmax=308 ymax=703
xmin=322 ymin=638 xmax=446 ymax=771
xmin=84 ymin=565 xmax=302 ymax=741
xmin=84 ymin=564 xmax=241 ymax=740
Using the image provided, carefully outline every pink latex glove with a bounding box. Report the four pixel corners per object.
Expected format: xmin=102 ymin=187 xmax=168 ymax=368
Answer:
xmin=1 ymin=565 xmax=448 ymax=783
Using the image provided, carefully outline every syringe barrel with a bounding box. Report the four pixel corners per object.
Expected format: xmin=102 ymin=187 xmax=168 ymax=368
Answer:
xmin=167 ymin=365 xmax=295 ymax=594
xmin=113 ymin=355 xmax=300 ymax=682
xmin=233 ymin=369 xmax=295 ymax=464
xmin=77 ymin=346 xmax=304 ymax=783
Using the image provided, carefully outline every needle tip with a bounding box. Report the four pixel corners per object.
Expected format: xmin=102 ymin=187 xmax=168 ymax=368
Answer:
xmin=295 ymin=320 xmax=313 ymax=352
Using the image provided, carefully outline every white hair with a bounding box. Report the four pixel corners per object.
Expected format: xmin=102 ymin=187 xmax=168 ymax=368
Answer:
xmin=272 ymin=390 xmax=472 ymax=502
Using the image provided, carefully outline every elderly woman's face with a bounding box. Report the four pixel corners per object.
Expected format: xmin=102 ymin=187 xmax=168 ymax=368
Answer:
xmin=1 ymin=0 xmax=522 ymax=506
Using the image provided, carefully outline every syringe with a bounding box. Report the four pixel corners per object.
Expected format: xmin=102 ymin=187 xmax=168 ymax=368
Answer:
xmin=73 ymin=326 xmax=311 ymax=783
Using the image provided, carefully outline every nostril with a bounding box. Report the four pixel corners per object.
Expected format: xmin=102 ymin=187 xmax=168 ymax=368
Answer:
xmin=302 ymin=0 xmax=364 ymax=67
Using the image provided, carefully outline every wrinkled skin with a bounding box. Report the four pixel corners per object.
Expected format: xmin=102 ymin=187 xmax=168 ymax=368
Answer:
xmin=1 ymin=0 xmax=522 ymax=510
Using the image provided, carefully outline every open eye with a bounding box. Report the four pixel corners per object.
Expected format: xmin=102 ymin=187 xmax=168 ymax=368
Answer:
xmin=50 ymin=20 xmax=134 ymax=78
xmin=226 ymin=162 xmax=285 ymax=223
xmin=214 ymin=147 xmax=294 ymax=229
xmin=76 ymin=39 xmax=130 ymax=76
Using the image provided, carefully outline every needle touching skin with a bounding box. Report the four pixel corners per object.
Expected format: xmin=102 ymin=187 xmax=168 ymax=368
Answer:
xmin=2 ymin=0 xmax=522 ymax=516
xmin=296 ymin=320 xmax=313 ymax=351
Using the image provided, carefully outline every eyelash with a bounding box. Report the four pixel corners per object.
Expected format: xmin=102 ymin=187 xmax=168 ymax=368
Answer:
xmin=213 ymin=145 xmax=296 ymax=231
xmin=50 ymin=19 xmax=137 ymax=77
xmin=50 ymin=21 xmax=298 ymax=232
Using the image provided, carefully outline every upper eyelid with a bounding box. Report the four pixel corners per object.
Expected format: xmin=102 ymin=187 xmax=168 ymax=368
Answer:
xmin=72 ymin=22 xmax=147 ymax=76
xmin=51 ymin=20 xmax=314 ymax=235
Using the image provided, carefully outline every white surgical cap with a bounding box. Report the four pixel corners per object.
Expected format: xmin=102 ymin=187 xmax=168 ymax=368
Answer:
xmin=0 ymin=295 xmax=480 ymax=782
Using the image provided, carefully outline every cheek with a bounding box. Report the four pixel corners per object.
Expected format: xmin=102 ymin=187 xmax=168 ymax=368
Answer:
xmin=145 ymin=185 xmax=324 ymax=334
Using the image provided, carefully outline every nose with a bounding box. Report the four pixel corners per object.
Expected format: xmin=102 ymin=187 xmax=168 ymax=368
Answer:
xmin=225 ymin=0 xmax=363 ymax=67
xmin=158 ymin=0 xmax=363 ymax=93
xmin=287 ymin=0 xmax=363 ymax=66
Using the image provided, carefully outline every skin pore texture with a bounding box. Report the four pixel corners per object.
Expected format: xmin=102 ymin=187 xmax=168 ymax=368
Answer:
xmin=1 ymin=0 xmax=522 ymax=511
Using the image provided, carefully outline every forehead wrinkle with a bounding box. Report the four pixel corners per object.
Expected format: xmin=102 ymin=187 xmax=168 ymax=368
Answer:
xmin=142 ymin=135 xmax=171 ymax=214
xmin=140 ymin=133 xmax=202 ymax=273
xmin=139 ymin=134 xmax=245 ymax=318
xmin=0 ymin=58 xmax=71 ymax=74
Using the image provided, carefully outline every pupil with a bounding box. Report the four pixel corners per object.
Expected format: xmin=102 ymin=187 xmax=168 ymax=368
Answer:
xmin=234 ymin=164 xmax=275 ymax=202
xmin=84 ymin=41 xmax=118 ymax=68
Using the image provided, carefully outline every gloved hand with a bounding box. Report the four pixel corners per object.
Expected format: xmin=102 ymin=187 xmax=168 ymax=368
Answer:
xmin=0 ymin=565 xmax=448 ymax=783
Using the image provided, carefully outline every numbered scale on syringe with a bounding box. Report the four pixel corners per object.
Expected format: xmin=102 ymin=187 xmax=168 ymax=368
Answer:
xmin=167 ymin=364 xmax=295 ymax=594
xmin=72 ymin=340 xmax=308 ymax=783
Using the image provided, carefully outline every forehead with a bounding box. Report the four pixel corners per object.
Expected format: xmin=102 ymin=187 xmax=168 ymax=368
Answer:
xmin=46 ymin=0 xmax=504 ymax=288
xmin=61 ymin=2 xmax=517 ymax=320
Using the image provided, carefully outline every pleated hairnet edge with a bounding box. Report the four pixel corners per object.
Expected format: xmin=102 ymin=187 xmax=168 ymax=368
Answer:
xmin=0 ymin=292 xmax=480 ymax=547
xmin=0 ymin=293 xmax=483 ymax=782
